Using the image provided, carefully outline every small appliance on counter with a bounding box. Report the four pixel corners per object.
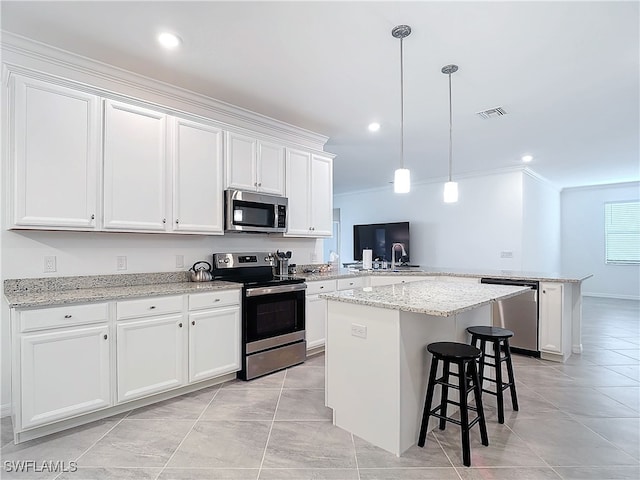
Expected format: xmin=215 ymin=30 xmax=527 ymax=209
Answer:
xmin=189 ymin=261 xmax=213 ymax=282
xmin=274 ymin=250 xmax=292 ymax=277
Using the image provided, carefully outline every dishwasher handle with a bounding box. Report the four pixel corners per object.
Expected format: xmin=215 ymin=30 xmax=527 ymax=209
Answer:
xmin=480 ymin=277 xmax=539 ymax=290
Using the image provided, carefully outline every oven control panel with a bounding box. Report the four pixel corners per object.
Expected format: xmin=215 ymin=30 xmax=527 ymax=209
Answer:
xmin=213 ymin=252 xmax=274 ymax=269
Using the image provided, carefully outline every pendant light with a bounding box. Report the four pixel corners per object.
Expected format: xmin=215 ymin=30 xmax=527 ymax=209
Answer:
xmin=442 ymin=64 xmax=459 ymax=203
xmin=392 ymin=25 xmax=411 ymax=194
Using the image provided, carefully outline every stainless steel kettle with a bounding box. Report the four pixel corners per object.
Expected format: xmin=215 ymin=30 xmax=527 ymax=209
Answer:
xmin=189 ymin=261 xmax=212 ymax=282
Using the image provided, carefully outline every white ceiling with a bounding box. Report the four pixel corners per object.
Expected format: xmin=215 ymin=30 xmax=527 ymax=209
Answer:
xmin=2 ymin=1 xmax=638 ymax=195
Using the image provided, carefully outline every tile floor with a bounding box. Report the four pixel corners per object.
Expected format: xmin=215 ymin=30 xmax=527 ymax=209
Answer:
xmin=1 ymin=297 xmax=638 ymax=480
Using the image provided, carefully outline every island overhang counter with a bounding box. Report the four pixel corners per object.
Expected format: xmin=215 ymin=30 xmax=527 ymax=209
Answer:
xmin=320 ymin=280 xmax=530 ymax=457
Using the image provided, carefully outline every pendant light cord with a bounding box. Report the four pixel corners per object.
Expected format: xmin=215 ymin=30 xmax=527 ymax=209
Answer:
xmin=448 ymin=72 xmax=453 ymax=182
xmin=400 ymin=37 xmax=405 ymax=170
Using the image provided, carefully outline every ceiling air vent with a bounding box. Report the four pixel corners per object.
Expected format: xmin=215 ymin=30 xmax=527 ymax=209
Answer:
xmin=476 ymin=106 xmax=507 ymax=119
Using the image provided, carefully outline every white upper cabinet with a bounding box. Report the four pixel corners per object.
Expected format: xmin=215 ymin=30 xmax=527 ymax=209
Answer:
xmin=103 ymin=100 xmax=168 ymax=231
xmin=172 ymin=118 xmax=224 ymax=234
xmin=285 ymin=149 xmax=333 ymax=237
xmin=225 ymin=132 xmax=285 ymax=195
xmin=9 ymin=75 xmax=100 ymax=229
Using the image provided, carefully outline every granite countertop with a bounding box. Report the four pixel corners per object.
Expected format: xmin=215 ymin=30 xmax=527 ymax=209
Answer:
xmin=4 ymin=272 xmax=241 ymax=308
xmin=299 ymin=267 xmax=592 ymax=283
xmin=320 ymin=280 xmax=531 ymax=317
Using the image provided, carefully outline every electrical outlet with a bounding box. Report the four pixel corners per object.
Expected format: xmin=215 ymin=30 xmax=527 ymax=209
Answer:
xmin=175 ymin=255 xmax=184 ymax=269
xmin=500 ymin=251 xmax=514 ymax=259
xmin=116 ymin=256 xmax=127 ymax=271
xmin=43 ymin=256 xmax=57 ymax=273
xmin=351 ymin=323 xmax=367 ymax=339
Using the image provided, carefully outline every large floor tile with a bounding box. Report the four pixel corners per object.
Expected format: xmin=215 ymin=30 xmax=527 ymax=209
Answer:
xmin=300 ymin=353 xmax=325 ymax=368
xmin=56 ymin=467 xmax=161 ymax=479
xmin=433 ymin=421 xmax=546 ymax=467
xmin=275 ymin=389 xmax=332 ymax=421
xmin=533 ymin=386 xmax=639 ymax=417
xmin=1 ymin=416 xmax=14 ymax=448
xmin=353 ymin=433 xmax=451 ymax=468
xmin=605 ymin=365 xmax=640 ymax=382
xmin=223 ymin=371 xmax=285 ymax=389
xmin=553 ymin=466 xmax=640 ymax=479
xmin=283 ymin=366 xmax=325 ymax=389
xmin=201 ymin=388 xmax=280 ymax=421
xmin=550 ymin=364 xmax=640 ymax=387
xmin=78 ymin=419 xmax=193 ymax=468
xmin=612 ymin=349 xmax=640 ymax=360
xmin=456 ymin=467 xmax=562 ymax=479
xmin=577 ymin=417 xmax=640 ymax=460
xmin=158 ymin=467 xmax=260 ymax=479
xmin=595 ymin=386 xmax=640 ymax=411
xmin=259 ymin=468 xmax=359 ymax=479
xmin=507 ymin=417 xmax=638 ymax=466
xmin=167 ymin=420 xmax=271 ymax=468
xmin=358 ymin=467 xmax=460 ymax=479
xmin=514 ymin=365 xmax=576 ymax=389
xmin=262 ymin=421 xmax=356 ymax=469
xmin=127 ymin=385 xmax=219 ymax=420
xmin=580 ymin=350 xmax=640 ymax=366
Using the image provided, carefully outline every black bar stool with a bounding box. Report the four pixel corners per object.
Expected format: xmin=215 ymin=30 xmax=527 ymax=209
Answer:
xmin=418 ymin=342 xmax=489 ymax=467
xmin=466 ymin=326 xmax=519 ymax=424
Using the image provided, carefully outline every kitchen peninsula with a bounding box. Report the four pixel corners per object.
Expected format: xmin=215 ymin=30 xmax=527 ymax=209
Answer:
xmin=320 ymin=280 xmax=531 ymax=456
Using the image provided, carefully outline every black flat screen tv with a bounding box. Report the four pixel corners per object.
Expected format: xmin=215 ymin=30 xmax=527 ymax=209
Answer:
xmin=353 ymin=221 xmax=410 ymax=263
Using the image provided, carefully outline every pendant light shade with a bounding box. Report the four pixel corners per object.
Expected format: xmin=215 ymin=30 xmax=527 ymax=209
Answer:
xmin=392 ymin=25 xmax=411 ymax=194
xmin=443 ymin=181 xmax=458 ymax=203
xmin=394 ymin=168 xmax=411 ymax=193
xmin=442 ymin=64 xmax=459 ymax=203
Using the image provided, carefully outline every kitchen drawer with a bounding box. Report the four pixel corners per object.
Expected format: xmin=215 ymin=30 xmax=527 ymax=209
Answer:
xmin=20 ymin=303 xmax=108 ymax=332
xmin=337 ymin=277 xmax=364 ymax=290
xmin=188 ymin=289 xmax=241 ymax=311
xmin=117 ymin=295 xmax=183 ymax=320
xmin=306 ymin=280 xmax=336 ymax=295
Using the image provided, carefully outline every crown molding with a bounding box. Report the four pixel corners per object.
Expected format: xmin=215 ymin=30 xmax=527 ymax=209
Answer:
xmin=0 ymin=31 xmax=329 ymax=150
xmin=561 ymin=180 xmax=640 ymax=194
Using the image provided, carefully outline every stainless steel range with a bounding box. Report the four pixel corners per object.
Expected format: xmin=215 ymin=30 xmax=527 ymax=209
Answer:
xmin=212 ymin=252 xmax=307 ymax=380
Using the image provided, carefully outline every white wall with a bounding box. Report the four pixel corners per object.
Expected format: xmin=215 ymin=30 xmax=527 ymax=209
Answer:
xmin=334 ymin=170 xmax=526 ymax=270
xmin=522 ymin=172 xmax=561 ymax=272
xmin=562 ymin=182 xmax=640 ymax=299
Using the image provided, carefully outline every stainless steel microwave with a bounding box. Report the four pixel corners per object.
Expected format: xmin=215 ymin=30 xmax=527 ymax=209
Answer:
xmin=224 ymin=189 xmax=288 ymax=233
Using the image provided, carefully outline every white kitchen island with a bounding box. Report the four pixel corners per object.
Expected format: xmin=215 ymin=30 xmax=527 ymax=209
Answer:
xmin=321 ymin=280 xmax=530 ymax=456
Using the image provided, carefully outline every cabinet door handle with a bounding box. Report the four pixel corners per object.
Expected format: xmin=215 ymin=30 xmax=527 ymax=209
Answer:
xmin=149 ymin=306 xmax=156 ymax=309
xmin=192 ymin=321 xmax=196 ymax=326
xmin=103 ymin=334 xmax=108 ymax=340
xmin=178 ymin=322 xmax=183 ymax=328
xmin=214 ymin=298 xmax=221 ymax=302
xmin=64 ymin=314 xmax=72 ymax=318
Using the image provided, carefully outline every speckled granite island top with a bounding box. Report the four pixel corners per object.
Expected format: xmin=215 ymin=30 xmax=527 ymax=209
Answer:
xmin=4 ymin=272 xmax=240 ymax=308
xmin=320 ymin=280 xmax=531 ymax=317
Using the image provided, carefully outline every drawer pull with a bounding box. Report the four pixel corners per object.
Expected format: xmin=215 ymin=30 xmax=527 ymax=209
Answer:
xmin=213 ymin=298 xmax=221 ymax=302
xmin=149 ymin=306 xmax=156 ymax=310
xmin=64 ymin=314 xmax=72 ymax=319
xmin=320 ymin=286 xmax=324 ymax=289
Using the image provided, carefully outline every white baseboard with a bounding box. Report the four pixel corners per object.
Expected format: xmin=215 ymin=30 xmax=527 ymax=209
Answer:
xmin=1 ymin=403 xmax=11 ymax=418
xmin=583 ymin=292 xmax=640 ymax=301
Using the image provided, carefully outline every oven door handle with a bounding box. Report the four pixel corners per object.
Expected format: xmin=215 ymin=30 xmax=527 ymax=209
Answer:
xmin=245 ymin=283 xmax=307 ymax=297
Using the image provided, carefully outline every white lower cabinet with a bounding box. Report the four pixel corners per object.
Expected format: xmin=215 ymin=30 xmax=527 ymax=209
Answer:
xmin=539 ymin=282 xmax=564 ymax=355
xmin=188 ymin=307 xmax=241 ymax=382
xmin=116 ymin=314 xmax=186 ymax=403
xmin=20 ymin=323 xmax=111 ymax=429
xmin=305 ymin=280 xmax=336 ymax=350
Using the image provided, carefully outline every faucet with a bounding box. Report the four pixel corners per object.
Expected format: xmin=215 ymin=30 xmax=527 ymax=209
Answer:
xmin=390 ymin=243 xmax=407 ymax=270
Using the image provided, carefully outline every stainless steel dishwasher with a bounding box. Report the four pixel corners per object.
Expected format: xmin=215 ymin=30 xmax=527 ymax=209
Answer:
xmin=480 ymin=278 xmax=539 ymax=356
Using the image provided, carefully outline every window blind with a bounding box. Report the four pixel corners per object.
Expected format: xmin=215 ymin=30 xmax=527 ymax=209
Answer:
xmin=605 ymin=201 xmax=640 ymax=264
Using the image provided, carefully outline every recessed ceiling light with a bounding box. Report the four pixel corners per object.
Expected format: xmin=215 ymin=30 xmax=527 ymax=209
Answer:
xmin=522 ymin=154 xmax=533 ymax=163
xmin=158 ymin=32 xmax=181 ymax=49
xmin=368 ymin=122 xmax=381 ymax=132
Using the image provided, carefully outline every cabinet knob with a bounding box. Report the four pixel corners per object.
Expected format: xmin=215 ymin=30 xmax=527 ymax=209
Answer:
xmin=214 ymin=298 xmax=220 ymax=302
xmin=254 ymin=182 xmax=258 ymax=187
xmin=149 ymin=305 xmax=156 ymax=310
xmin=175 ymin=219 xmax=179 ymax=224
xmin=258 ymin=182 xmax=262 ymax=187
xmin=64 ymin=314 xmax=72 ymax=318
xmin=162 ymin=218 xmax=167 ymax=224
xmin=192 ymin=320 xmax=195 ymax=326
xmin=103 ymin=334 xmax=108 ymax=340
xmin=178 ymin=322 xmax=183 ymax=328
xmin=543 ymin=290 xmax=546 ymax=294
xmin=319 ymin=286 xmax=324 ymax=289
xmin=91 ymin=214 xmax=95 ymax=220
